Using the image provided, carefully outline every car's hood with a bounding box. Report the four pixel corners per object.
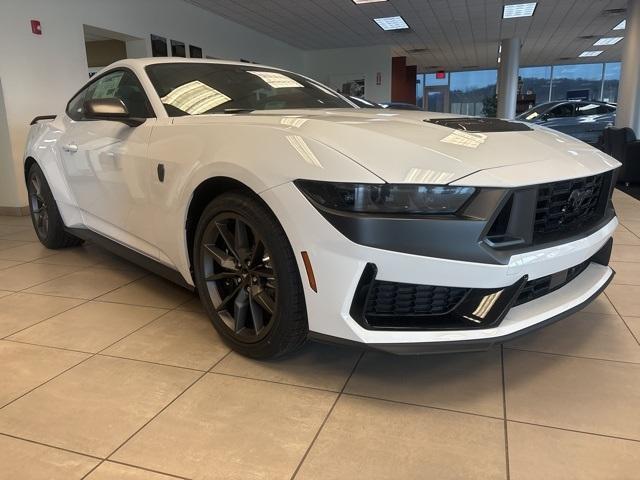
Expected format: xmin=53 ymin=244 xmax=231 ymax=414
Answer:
xmin=175 ymin=109 xmax=619 ymax=185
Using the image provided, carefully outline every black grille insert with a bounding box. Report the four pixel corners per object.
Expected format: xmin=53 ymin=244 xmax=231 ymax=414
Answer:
xmin=534 ymin=174 xmax=604 ymax=240
xmin=365 ymin=282 xmax=468 ymax=317
xmin=515 ymin=261 xmax=590 ymax=306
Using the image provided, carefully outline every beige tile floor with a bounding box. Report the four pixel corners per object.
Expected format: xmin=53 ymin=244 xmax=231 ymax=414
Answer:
xmin=0 ymin=191 xmax=639 ymax=479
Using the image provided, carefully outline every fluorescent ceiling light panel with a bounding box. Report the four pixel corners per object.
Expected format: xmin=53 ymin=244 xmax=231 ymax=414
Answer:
xmin=594 ymin=37 xmax=623 ymax=45
xmin=352 ymin=0 xmax=387 ymax=3
xmin=579 ymin=50 xmax=603 ymax=57
xmin=613 ymin=20 xmax=626 ymax=30
xmin=374 ymin=16 xmax=409 ymax=31
xmin=503 ymin=3 xmax=537 ymax=18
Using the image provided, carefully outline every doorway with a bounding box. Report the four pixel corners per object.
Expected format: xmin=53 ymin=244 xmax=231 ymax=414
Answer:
xmin=83 ymin=25 xmax=146 ymax=77
xmin=424 ymin=85 xmax=450 ymax=113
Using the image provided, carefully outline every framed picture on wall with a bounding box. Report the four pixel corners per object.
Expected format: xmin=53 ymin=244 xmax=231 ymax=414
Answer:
xmin=171 ymin=40 xmax=186 ymax=57
xmin=150 ymin=34 xmax=168 ymax=57
xmin=189 ymin=45 xmax=203 ymax=58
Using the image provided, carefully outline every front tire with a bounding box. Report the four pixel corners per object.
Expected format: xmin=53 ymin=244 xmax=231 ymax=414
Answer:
xmin=193 ymin=192 xmax=308 ymax=358
xmin=27 ymin=163 xmax=83 ymax=249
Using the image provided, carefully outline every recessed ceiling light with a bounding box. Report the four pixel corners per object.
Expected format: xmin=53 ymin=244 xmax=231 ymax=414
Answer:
xmin=579 ymin=50 xmax=603 ymax=57
xmin=594 ymin=37 xmax=624 ymax=45
xmin=352 ymin=0 xmax=387 ymax=3
xmin=503 ymin=3 xmax=537 ymax=19
xmin=374 ymin=16 xmax=409 ymax=31
xmin=613 ymin=19 xmax=626 ymax=30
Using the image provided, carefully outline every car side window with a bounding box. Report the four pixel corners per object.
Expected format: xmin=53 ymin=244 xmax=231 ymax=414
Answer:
xmin=66 ymin=70 xmax=154 ymax=121
xmin=66 ymin=89 xmax=87 ymax=121
xmin=547 ymin=103 xmax=574 ymax=118
xmin=575 ymin=103 xmax=612 ymax=116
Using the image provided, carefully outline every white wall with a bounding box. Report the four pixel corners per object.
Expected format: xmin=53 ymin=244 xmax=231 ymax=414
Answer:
xmin=304 ymin=45 xmax=392 ymax=103
xmin=0 ymin=0 xmax=305 ymax=208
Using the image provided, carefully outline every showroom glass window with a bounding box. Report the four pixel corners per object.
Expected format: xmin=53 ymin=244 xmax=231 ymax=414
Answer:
xmin=449 ymin=70 xmax=497 ymax=117
xmin=519 ymin=66 xmax=552 ymax=104
xmin=145 ymin=63 xmax=354 ymax=116
xmin=67 ymin=70 xmax=153 ymax=120
xmin=602 ymin=62 xmax=621 ymax=103
xmin=550 ymin=63 xmax=603 ymax=102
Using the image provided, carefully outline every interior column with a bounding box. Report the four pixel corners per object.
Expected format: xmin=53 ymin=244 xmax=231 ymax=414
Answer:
xmin=496 ymin=38 xmax=521 ymax=119
xmin=615 ymin=0 xmax=640 ymax=133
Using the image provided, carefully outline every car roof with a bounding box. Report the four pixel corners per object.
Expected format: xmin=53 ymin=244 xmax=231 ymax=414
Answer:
xmin=537 ymin=100 xmax=615 ymax=107
xmin=109 ymin=57 xmax=278 ymax=70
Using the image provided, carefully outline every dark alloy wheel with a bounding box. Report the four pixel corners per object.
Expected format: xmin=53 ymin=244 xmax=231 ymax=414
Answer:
xmin=201 ymin=213 xmax=277 ymax=341
xmin=28 ymin=170 xmax=50 ymax=239
xmin=26 ymin=163 xmax=83 ymax=249
xmin=194 ymin=192 xmax=308 ymax=358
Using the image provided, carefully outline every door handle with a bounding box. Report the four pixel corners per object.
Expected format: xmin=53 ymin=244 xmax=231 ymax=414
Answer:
xmin=62 ymin=143 xmax=78 ymax=153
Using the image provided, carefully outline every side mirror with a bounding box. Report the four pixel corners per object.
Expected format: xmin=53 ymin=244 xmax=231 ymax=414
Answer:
xmin=83 ymin=98 xmax=144 ymax=127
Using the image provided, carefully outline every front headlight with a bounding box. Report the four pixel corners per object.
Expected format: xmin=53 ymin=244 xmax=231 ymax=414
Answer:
xmin=294 ymin=180 xmax=475 ymax=215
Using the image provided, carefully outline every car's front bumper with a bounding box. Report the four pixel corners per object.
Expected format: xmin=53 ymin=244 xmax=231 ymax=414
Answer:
xmin=262 ymin=182 xmax=618 ymax=353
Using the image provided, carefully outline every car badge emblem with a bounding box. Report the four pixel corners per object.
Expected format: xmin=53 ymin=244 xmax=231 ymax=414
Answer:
xmin=565 ymin=187 xmax=594 ymax=212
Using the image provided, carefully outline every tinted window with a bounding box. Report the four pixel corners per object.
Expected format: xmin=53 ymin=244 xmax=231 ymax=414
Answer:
xmin=518 ymin=103 xmax=556 ymax=121
xmin=66 ymin=70 xmax=153 ymax=120
xmin=575 ymin=103 xmax=615 ymax=116
xmin=547 ymin=103 xmax=574 ymax=118
xmin=145 ymin=63 xmax=353 ymax=116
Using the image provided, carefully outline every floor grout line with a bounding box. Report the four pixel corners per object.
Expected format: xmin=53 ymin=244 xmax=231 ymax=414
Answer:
xmin=95 ymin=460 xmax=192 ymax=480
xmin=209 ymin=370 xmax=343 ymax=394
xmin=507 ymin=419 xmax=640 ymax=444
xmin=500 ymin=346 xmax=511 ymax=480
xmin=290 ymin=350 xmax=365 ymax=480
xmin=96 ymin=350 xmax=235 ymax=479
xmin=503 ymin=346 xmax=640 ymax=365
xmin=1 ymin=284 xmax=204 ymax=479
xmin=603 ymin=291 xmax=640 ymax=346
xmin=0 ymin=433 xmax=192 ymax=480
xmin=3 ymin=216 xmax=640 ymax=477
xmin=0 ymin=273 xmax=164 ymax=411
xmin=0 ymin=432 xmax=103 ymax=461
xmin=0 ymin=298 xmax=90 ymax=341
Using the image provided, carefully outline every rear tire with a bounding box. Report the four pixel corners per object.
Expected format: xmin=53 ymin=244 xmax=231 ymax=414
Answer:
xmin=193 ymin=191 xmax=308 ymax=358
xmin=27 ymin=163 xmax=83 ymax=249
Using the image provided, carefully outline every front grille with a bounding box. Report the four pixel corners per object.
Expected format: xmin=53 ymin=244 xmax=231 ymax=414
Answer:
xmin=533 ymin=174 xmax=604 ymax=239
xmin=515 ymin=261 xmax=590 ymax=306
xmin=365 ymin=282 xmax=468 ymax=317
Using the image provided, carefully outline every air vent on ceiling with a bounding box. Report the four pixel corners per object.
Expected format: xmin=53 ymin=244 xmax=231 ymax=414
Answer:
xmin=557 ymin=57 xmax=573 ymax=61
xmin=602 ymin=8 xmax=626 ymax=15
xmin=579 ymin=35 xmax=600 ymax=40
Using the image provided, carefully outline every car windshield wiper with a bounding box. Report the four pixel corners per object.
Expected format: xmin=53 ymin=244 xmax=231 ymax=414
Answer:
xmin=223 ymin=108 xmax=255 ymax=114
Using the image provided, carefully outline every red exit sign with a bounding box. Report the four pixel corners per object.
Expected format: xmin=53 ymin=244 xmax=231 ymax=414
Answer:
xmin=31 ymin=20 xmax=42 ymax=35
xmin=435 ymin=70 xmax=446 ymax=80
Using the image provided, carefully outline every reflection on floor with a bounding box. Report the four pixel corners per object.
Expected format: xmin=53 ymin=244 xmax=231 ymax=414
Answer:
xmin=0 ymin=190 xmax=639 ymax=479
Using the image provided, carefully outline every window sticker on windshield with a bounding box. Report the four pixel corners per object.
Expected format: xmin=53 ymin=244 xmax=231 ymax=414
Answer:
xmin=93 ymin=72 xmax=125 ymax=99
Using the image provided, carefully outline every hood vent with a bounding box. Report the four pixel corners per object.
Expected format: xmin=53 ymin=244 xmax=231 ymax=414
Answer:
xmin=425 ymin=117 xmax=533 ymax=133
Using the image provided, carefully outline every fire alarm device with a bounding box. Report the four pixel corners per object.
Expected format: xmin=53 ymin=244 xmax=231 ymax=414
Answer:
xmin=31 ymin=20 xmax=42 ymax=35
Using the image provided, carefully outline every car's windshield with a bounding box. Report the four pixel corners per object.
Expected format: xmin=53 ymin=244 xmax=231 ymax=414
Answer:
xmin=517 ymin=103 xmax=555 ymax=121
xmin=146 ymin=63 xmax=354 ymax=116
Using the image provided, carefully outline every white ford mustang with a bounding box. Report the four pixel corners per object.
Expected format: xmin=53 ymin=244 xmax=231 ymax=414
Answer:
xmin=24 ymin=58 xmax=620 ymax=358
